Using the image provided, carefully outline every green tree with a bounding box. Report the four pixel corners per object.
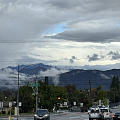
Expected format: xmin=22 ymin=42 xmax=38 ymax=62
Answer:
xmin=110 ymin=76 xmax=120 ymax=103
xmin=19 ymin=85 xmax=34 ymax=113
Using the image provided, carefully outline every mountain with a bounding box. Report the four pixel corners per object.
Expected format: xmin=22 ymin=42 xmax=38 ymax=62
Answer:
xmin=0 ymin=63 xmax=54 ymax=89
xmin=7 ymin=63 xmax=53 ymax=75
xmin=0 ymin=63 xmax=120 ymax=90
xmin=58 ymin=69 xmax=120 ymax=90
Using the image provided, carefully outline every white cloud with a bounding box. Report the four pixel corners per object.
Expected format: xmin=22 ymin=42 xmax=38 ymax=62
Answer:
xmin=0 ymin=0 xmax=120 ymax=69
xmin=39 ymin=68 xmax=68 ymax=85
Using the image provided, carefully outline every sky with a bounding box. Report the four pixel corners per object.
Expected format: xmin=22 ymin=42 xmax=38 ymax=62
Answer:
xmin=0 ymin=0 xmax=120 ymax=69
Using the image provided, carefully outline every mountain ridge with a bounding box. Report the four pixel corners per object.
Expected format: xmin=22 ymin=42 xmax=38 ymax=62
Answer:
xmin=0 ymin=63 xmax=120 ymax=90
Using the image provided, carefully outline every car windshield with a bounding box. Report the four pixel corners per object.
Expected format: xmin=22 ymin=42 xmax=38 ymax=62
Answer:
xmin=101 ymin=109 xmax=108 ymax=112
xmin=91 ymin=109 xmax=99 ymax=113
xmin=115 ymin=113 xmax=120 ymax=115
xmin=37 ymin=110 xmax=48 ymax=115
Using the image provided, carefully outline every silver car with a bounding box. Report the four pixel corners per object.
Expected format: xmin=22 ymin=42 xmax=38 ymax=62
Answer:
xmin=89 ymin=108 xmax=103 ymax=120
xmin=34 ymin=109 xmax=50 ymax=120
xmin=100 ymin=107 xmax=112 ymax=120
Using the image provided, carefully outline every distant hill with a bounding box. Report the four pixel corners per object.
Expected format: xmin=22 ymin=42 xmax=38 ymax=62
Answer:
xmin=0 ymin=63 xmax=120 ymax=90
xmin=58 ymin=69 xmax=120 ymax=90
xmin=7 ymin=63 xmax=53 ymax=75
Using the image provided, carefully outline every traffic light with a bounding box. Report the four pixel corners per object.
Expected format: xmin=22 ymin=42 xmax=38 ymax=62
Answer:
xmin=45 ymin=76 xmax=48 ymax=85
xmin=57 ymin=97 xmax=61 ymax=100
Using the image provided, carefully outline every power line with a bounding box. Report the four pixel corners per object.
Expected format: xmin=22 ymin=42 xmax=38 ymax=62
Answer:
xmin=0 ymin=40 xmax=62 ymax=43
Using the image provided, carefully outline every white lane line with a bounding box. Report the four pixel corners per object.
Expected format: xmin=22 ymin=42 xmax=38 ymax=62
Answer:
xmin=70 ymin=116 xmax=88 ymax=120
xmin=70 ymin=116 xmax=81 ymax=119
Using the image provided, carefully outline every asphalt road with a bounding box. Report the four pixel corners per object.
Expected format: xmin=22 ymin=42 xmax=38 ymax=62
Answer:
xmin=0 ymin=108 xmax=120 ymax=120
xmin=0 ymin=112 xmax=89 ymax=120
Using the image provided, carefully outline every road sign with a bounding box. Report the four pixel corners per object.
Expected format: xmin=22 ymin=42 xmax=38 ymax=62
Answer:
xmin=19 ymin=102 xmax=22 ymax=107
xmin=29 ymin=83 xmax=40 ymax=87
xmin=73 ymin=102 xmax=76 ymax=106
xmin=99 ymin=100 xmax=101 ymax=106
xmin=64 ymin=102 xmax=67 ymax=106
xmin=80 ymin=103 xmax=83 ymax=107
xmin=0 ymin=102 xmax=3 ymax=108
xmin=9 ymin=102 xmax=12 ymax=107
xmin=107 ymin=99 xmax=109 ymax=105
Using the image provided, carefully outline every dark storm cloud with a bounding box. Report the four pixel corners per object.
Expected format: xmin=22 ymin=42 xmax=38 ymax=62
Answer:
xmin=69 ymin=56 xmax=77 ymax=64
xmin=50 ymin=28 xmax=120 ymax=42
xmin=46 ymin=0 xmax=120 ymax=43
xmin=46 ymin=0 xmax=83 ymax=9
xmin=1 ymin=0 xmax=120 ymax=68
xmin=108 ymin=51 xmax=120 ymax=60
xmin=88 ymin=54 xmax=103 ymax=62
xmin=1 ymin=0 xmax=120 ymax=42
xmin=70 ymin=59 xmax=74 ymax=64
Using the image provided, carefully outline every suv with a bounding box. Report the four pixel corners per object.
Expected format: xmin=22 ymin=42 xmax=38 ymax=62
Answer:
xmin=100 ymin=107 xmax=112 ymax=120
xmin=34 ymin=109 xmax=50 ymax=120
xmin=89 ymin=107 xmax=103 ymax=120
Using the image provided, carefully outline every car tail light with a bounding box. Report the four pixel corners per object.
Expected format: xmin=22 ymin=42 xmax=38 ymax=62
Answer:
xmin=99 ymin=112 xmax=102 ymax=115
xmin=112 ymin=114 xmax=115 ymax=118
xmin=106 ymin=112 xmax=110 ymax=115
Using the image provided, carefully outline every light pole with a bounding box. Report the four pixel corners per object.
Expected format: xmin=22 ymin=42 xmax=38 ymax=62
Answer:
xmin=17 ymin=65 xmax=19 ymax=120
xmin=35 ymin=77 xmax=38 ymax=112
xmin=31 ymin=76 xmax=39 ymax=112
xmin=89 ymin=80 xmax=91 ymax=97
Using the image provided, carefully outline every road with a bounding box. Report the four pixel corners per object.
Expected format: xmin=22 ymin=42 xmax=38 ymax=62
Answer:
xmin=0 ymin=112 xmax=89 ymax=120
xmin=0 ymin=108 xmax=120 ymax=120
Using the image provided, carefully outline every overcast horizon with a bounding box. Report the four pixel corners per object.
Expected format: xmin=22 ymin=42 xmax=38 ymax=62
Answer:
xmin=1 ymin=0 xmax=120 ymax=70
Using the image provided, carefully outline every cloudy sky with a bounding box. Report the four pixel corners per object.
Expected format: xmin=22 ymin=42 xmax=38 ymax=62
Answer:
xmin=0 ymin=0 xmax=120 ymax=69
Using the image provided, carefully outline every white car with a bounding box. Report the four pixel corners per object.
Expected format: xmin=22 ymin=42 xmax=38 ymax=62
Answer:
xmin=100 ymin=107 xmax=112 ymax=120
xmin=89 ymin=107 xmax=103 ymax=120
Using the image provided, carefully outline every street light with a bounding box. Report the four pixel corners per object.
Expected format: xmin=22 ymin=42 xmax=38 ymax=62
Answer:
xmin=17 ymin=65 xmax=19 ymax=120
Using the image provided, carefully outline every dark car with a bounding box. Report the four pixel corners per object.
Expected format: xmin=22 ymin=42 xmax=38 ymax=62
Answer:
xmin=113 ymin=112 xmax=120 ymax=120
xmin=34 ymin=109 xmax=50 ymax=120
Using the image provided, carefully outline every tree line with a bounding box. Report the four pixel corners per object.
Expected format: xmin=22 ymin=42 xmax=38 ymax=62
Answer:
xmin=0 ymin=75 xmax=120 ymax=113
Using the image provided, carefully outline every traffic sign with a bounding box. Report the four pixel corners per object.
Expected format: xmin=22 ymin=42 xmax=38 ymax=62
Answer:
xmin=0 ymin=102 xmax=3 ymax=108
xmin=9 ymin=102 xmax=12 ymax=107
xmin=80 ymin=103 xmax=83 ymax=107
xmin=19 ymin=102 xmax=22 ymax=107
xmin=73 ymin=102 xmax=76 ymax=106
xmin=29 ymin=83 xmax=40 ymax=87
xmin=64 ymin=102 xmax=67 ymax=106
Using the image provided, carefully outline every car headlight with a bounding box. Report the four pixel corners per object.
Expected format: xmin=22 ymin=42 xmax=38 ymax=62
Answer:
xmin=34 ymin=114 xmax=39 ymax=118
xmin=34 ymin=114 xmax=38 ymax=117
xmin=44 ymin=114 xmax=49 ymax=117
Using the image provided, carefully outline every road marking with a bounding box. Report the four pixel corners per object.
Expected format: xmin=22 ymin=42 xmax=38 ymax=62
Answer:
xmin=70 ymin=116 xmax=80 ymax=119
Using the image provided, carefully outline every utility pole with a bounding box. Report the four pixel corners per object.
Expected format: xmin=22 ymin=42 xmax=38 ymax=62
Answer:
xmin=35 ymin=77 xmax=38 ymax=112
xmin=17 ymin=65 xmax=20 ymax=120
xmin=89 ymin=80 xmax=91 ymax=96
xmin=114 ymin=88 xmax=116 ymax=104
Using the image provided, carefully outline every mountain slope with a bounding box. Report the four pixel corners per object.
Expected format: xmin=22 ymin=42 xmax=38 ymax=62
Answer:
xmin=7 ymin=63 xmax=53 ymax=75
xmin=58 ymin=69 xmax=120 ymax=90
xmin=0 ymin=63 xmax=120 ymax=90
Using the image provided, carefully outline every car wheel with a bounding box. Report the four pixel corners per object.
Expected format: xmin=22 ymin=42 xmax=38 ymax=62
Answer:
xmin=47 ymin=117 xmax=50 ymax=120
xmin=34 ymin=117 xmax=37 ymax=120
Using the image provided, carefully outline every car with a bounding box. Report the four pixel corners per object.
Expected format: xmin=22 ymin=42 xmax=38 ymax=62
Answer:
xmin=100 ymin=107 xmax=112 ymax=120
xmin=113 ymin=112 xmax=120 ymax=120
xmin=89 ymin=107 xmax=103 ymax=120
xmin=34 ymin=109 xmax=50 ymax=120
